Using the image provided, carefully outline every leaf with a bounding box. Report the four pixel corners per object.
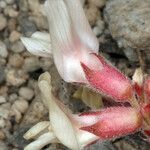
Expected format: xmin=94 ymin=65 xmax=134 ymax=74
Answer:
xmin=73 ymin=86 xmax=103 ymax=109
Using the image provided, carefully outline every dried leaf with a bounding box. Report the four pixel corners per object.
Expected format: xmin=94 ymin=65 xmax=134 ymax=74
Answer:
xmin=73 ymin=87 xmax=103 ymax=109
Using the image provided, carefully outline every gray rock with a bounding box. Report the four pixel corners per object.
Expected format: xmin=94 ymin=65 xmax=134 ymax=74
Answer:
xmin=0 ymin=103 xmax=11 ymax=119
xmin=9 ymin=31 xmax=21 ymax=43
xmin=0 ymin=58 xmax=6 ymax=66
xmin=0 ymin=1 xmax=7 ymax=9
xmin=0 ymin=96 xmax=6 ymax=104
xmin=0 ymin=14 xmax=7 ymax=31
xmin=93 ymin=20 xmax=104 ymax=36
xmin=123 ymin=48 xmax=138 ymax=62
xmin=19 ymin=87 xmax=34 ymax=101
xmin=0 ymin=41 xmax=8 ymax=58
xmin=0 ymin=68 xmax=5 ymax=84
xmin=19 ymin=15 xmax=37 ymax=36
xmin=9 ymin=93 xmax=18 ymax=103
xmin=9 ymin=54 xmax=24 ymax=68
xmin=6 ymin=69 xmax=28 ymax=86
xmin=23 ymin=57 xmax=41 ymax=72
xmin=19 ymin=0 xmax=29 ymax=12
xmin=104 ymin=0 xmax=150 ymax=52
xmin=0 ymin=141 xmax=8 ymax=150
xmin=4 ymin=6 xmax=19 ymax=18
xmin=5 ymin=0 xmax=15 ymax=5
xmin=11 ymin=41 xmax=25 ymax=53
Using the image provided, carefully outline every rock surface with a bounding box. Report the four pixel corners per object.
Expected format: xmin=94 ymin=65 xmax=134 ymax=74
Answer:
xmin=105 ymin=0 xmax=150 ymax=50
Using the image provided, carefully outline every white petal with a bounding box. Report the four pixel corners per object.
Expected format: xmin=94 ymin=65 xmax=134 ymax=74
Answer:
xmin=24 ymin=121 xmax=50 ymax=140
xmin=132 ymin=68 xmax=143 ymax=86
xmin=21 ymin=32 xmax=51 ymax=57
xmin=31 ymin=32 xmax=50 ymax=42
xmin=44 ymin=0 xmax=100 ymax=83
xmin=77 ymin=130 xmax=99 ymax=148
xmin=38 ymin=78 xmax=80 ymax=149
xmin=24 ymin=132 xmax=56 ymax=150
xmin=44 ymin=0 xmax=74 ymax=81
xmin=64 ymin=0 xmax=99 ymax=52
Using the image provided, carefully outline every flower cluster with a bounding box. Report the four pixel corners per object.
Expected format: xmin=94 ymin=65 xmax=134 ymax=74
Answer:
xmin=21 ymin=0 xmax=150 ymax=150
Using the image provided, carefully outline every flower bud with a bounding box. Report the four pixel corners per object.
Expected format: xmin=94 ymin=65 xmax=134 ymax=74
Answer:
xmin=80 ymin=107 xmax=142 ymax=139
xmin=81 ymin=54 xmax=133 ymax=102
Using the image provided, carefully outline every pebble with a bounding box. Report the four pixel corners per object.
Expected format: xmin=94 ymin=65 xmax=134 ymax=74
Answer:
xmin=23 ymin=57 xmax=41 ymax=72
xmin=19 ymin=87 xmax=34 ymax=101
xmin=5 ymin=0 xmax=15 ymax=5
xmin=19 ymin=16 xmax=37 ymax=36
xmin=85 ymin=4 xmax=100 ymax=26
xmin=12 ymin=99 xmax=29 ymax=114
xmin=0 ymin=103 xmax=11 ymax=119
xmin=0 ymin=1 xmax=7 ymax=9
xmin=10 ymin=99 xmax=29 ymax=122
xmin=0 ymin=96 xmax=6 ymax=104
xmin=19 ymin=0 xmax=28 ymax=12
xmin=80 ymin=0 xmax=86 ymax=6
xmin=27 ymin=0 xmax=43 ymax=15
xmin=20 ymin=96 xmax=48 ymax=126
xmin=7 ymin=8 xmax=19 ymax=18
xmin=40 ymin=57 xmax=53 ymax=71
xmin=93 ymin=19 xmax=105 ymax=36
xmin=123 ymin=48 xmax=138 ymax=62
xmin=0 ymin=14 xmax=7 ymax=31
xmin=88 ymin=0 xmax=106 ymax=8
xmin=4 ymin=6 xmax=19 ymax=18
xmin=0 ymin=86 xmax=8 ymax=97
xmin=0 ymin=118 xmax=6 ymax=128
xmin=9 ymin=93 xmax=18 ymax=103
xmin=0 ymin=41 xmax=8 ymax=58
xmin=0 ymin=59 xmax=6 ymax=66
xmin=29 ymin=15 xmax=48 ymax=30
xmin=9 ymin=31 xmax=21 ymax=43
xmin=0 ymin=130 xmax=6 ymax=140
xmin=11 ymin=41 xmax=25 ymax=53
xmin=0 ymin=68 xmax=5 ymax=84
xmin=9 ymin=54 xmax=24 ymax=68
xmin=8 ymin=18 xmax=17 ymax=31
xmin=0 ymin=141 xmax=8 ymax=150
xmin=6 ymin=69 xmax=28 ymax=86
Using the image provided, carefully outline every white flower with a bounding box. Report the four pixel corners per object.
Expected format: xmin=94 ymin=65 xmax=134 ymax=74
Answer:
xmin=21 ymin=0 xmax=101 ymax=83
xmin=24 ymin=72 xmax=98 ymax=150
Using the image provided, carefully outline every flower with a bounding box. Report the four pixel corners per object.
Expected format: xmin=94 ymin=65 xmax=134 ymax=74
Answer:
xmin=24 ymin=72 xmax=99 ymax=150
xmin=24 ymin=72 xmax=142 ymax=150
xmin=20 ymin=1 xmax=150 ymax=149
xmin=81 ymin=53 xmax=133 ymax=101
xmin=21 ymin=0 xmax=133 ymax=102
xmin=79 ymin=107 xmax=142 ymax=139
xmin=21 ymin=0 xmax=100 ymax=83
